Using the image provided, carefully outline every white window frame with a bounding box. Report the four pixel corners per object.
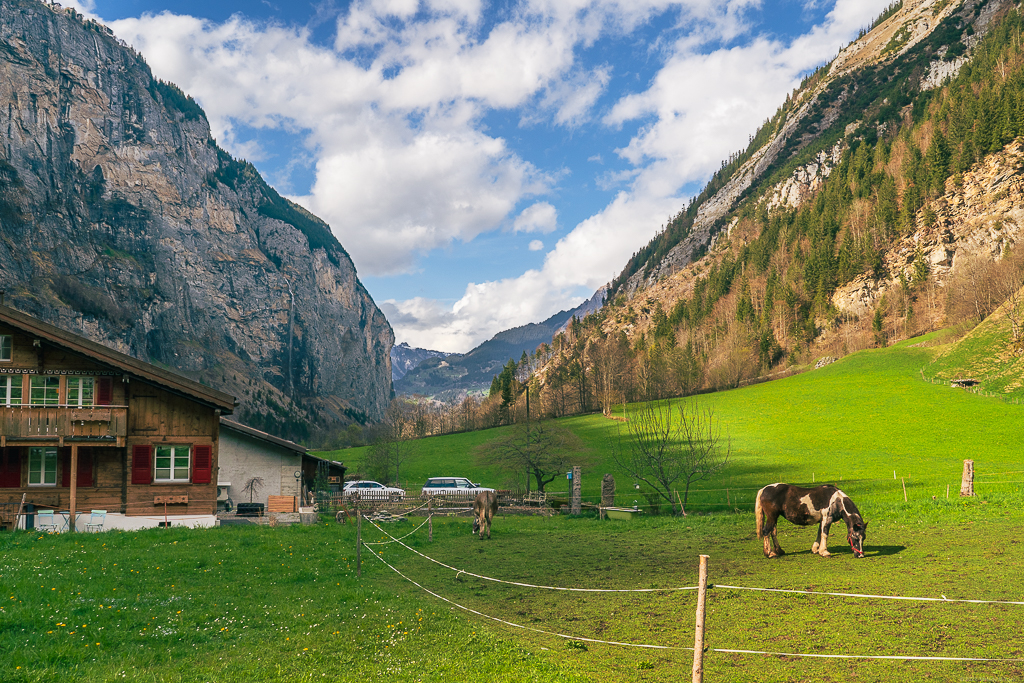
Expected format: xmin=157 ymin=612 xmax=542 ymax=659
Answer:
xmin=66 ymin=377 xmax=95 ymax=407
xmin=29 ymin=375 xmax=59 ymax=406
xmin=0 ymin=374 xmax=22 ymax=406
xmin=154 ymin=445 xmax=191 ymax=483
xmin=0 ymin=335 xmax=11 ymax=362
xmin=28 ymin=447 xmax=58 ymax=486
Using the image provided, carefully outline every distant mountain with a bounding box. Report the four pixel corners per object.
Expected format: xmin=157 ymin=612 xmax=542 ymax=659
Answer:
xmin=391 ymin=343 xmax=451 ymax=382
xmin=395 ymin=290 xmax=605 ymax=399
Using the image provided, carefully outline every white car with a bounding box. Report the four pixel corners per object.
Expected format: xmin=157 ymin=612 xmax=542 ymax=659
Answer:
xmin=421 ymin=477 xmax=495 ymax=497
xmin=341 ymin=480 xmax=406 ymax=501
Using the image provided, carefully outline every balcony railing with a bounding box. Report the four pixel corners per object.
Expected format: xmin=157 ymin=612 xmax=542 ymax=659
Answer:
xmin=0 ymin=405 xmax=128 ymax=440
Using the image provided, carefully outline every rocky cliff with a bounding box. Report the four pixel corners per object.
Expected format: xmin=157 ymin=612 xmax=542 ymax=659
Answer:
xmin=0 ymin=0 xmax=394 ymax=435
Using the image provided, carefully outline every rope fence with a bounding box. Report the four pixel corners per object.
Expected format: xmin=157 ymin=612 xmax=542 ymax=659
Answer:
xmin=357 ymin=513 xmax=1024 ymax=677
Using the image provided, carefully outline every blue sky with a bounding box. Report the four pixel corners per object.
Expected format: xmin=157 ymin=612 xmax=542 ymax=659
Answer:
xmin=72 ymin=0 xmax=891 ymax=352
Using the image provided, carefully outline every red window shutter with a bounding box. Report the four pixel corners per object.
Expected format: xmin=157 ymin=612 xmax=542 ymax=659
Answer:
xmin=0 ymin=450 xmax=20 ymax=488
xmin=96 ymin=377 xmax=113 ymax=406
xmin=61 ymin=448 xmax=71 ymax=487
xmin=131 ymin=445 xmax=152 ymax=485
xmin=192 ymin=445 xmax=212 ymax=484
xmin=60 ymin=449 xmax=94 ymax=488
xmin=77 ymin=449 xmax=93 ymax=488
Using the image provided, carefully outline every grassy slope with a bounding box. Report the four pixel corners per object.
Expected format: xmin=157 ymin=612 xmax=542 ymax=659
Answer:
xmin=927 ymin=301 xmax=1024 ymax=396
xmin=328 ymin=331 xmax=1024 ymax=513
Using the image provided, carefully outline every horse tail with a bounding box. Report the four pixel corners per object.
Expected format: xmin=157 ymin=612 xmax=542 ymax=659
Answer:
xmin=754 ymin=488 xmax=765 ymax=539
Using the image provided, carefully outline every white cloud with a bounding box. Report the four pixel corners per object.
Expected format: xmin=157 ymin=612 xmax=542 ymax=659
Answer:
xmin=528 ymin=239 xmax=544 ymax=251
xmin=103 ymin=0 xmax=891 ymax=352
xmin=513 ymin=202 xmax=558 ymax=234
xmin=385 ymin=0 xmax=892 ymax=351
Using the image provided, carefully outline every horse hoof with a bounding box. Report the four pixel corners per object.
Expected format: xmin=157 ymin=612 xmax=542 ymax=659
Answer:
xmin=819 ymin=551 xmax=831 ymax=558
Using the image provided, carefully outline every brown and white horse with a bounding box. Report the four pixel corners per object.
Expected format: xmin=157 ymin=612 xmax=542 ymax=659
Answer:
xmin=472 ymin=491 xmax=498 ymax=540
xmin=755 ymin=483 xmax=867 ymax=558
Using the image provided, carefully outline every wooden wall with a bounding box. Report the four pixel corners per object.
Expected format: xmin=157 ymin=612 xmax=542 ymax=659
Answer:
xmin=126 ymin=381 xmax=219 ymax=517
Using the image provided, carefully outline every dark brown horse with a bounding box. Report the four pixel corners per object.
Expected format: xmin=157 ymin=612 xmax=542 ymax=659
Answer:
xmin=472 ymin=491 xmax=498 ymax=539
xmin=755 ymin=483 xmax=867 ymax=558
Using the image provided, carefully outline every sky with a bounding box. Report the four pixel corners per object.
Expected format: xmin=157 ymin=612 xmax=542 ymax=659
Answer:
xmin=67 ymin=0 xmax=892 ymax=353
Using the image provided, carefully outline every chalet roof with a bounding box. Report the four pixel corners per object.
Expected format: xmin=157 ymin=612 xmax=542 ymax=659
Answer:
xmin=220 ymin=418 xmax=305 ymax=455
xmin=0 ymin=304 xmax=236 ymax=412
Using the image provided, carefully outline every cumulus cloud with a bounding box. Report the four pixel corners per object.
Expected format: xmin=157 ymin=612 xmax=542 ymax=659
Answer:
xmin=103 ymin=0 xmax=890 ymax=352
xmin=513 ymin=202 xmax=558 ymax=234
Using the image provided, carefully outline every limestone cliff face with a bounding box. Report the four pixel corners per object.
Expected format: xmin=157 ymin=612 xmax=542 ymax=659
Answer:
xmin=0 ymin=0 xmax=393 ymax=432
xmin=832 ymin=140 xmax=1024 ymax=319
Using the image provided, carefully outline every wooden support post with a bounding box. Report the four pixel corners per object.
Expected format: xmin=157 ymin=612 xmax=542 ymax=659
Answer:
xmin=356 ymin=508 xmax=362 ymax=579
xmin=960 ymin=460 xmax=975 ymax=497
xmin=902 ymin=477 xmax=907 ymax=502
xmin=692 ymin=554 xmax=710 ymax=683
xmin=68 ymin=445 xmax=78 ymax=533
xmin=570 ymin=465 xmax=581 ymax=515
xmin=14 ymin=493 xmax=26 ymax=531
xmin=428 ymin=497 xmax=433 ymax=542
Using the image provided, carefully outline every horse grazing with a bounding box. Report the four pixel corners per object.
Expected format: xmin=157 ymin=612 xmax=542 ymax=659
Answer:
xmin=755 ymin=483 xmax=867 ymax=559
xmin=472 ymin=491 xmax=498 ymax=540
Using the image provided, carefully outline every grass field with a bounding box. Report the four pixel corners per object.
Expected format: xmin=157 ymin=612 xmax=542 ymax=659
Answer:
xmin=3 ymin=334 xmax=1024 ymax=682
xmin=326 ymin=332 xmax=1024 ymax=516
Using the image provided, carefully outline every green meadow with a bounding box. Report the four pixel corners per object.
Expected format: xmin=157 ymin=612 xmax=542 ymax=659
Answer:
xmin=2 ymin=333 xmax=1023 ymax=682
xmin=333 ymin=331 xmax=1024 ymax=516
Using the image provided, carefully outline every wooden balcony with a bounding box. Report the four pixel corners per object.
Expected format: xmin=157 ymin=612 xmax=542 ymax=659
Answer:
xmin=0 ymin=405 xmax=128 ymax=445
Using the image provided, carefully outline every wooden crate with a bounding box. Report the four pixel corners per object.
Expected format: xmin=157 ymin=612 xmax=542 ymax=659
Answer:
xmin=267 ymin=495 xmax=295 ymax=513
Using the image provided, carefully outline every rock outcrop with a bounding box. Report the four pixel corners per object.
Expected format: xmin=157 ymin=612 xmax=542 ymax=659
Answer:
xmin=0 ymin=0 xmax=393 ymax=432
xmin=832 ymin=139 xmax=1024 ymax=319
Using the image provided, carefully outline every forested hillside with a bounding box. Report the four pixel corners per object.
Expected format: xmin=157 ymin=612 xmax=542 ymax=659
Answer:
xmin=385 ymin=0 xmax=1024 ymax=437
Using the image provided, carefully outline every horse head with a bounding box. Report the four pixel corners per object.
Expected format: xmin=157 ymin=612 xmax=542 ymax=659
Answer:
xmin=847 ymin=518 xmax=867 ymax=558
xmin=472 ymin=518 xmax=480 ymax=535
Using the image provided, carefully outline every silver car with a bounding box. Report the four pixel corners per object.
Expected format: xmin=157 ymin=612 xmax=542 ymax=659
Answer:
xmin=342 ymin=480 xmax=406 ymax=501
xmin=421 ymin=477 xmax=495 ymax=497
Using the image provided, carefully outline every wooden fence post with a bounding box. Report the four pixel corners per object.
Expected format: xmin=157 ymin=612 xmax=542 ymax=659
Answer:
xmin=356 ymin=508 xmax=362 ymax=579
xmin=692 ymin=554 xmax=709 ymax=683
xmin=960 ymin=460 xmax=975 ymax=497
xmin=901 ymin=477 xmax=907 ymax=502
xmin=428 ymin=497 xmax=433 ymax=542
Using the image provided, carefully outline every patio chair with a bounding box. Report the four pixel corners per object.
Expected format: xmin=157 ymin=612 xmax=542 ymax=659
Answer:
xmin=85 ymin=510 xmax=106 ymax=533
xmin=36 ymin=509 xmax=58 ymax=533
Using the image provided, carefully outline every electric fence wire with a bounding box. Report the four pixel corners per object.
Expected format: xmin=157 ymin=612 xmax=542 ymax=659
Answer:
xmin=364 ymin=517 xmax=699 ymax=593
xmin=362 ymin=539 xmax=1024 ymax=662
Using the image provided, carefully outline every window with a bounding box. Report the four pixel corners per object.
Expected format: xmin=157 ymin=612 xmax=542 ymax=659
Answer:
xmin=0 ymin=335 xmax=11 ymax=362
xmin=154 ymin=445 xmax=190 ymax=482
xmin=29 ymin=376 xmax=59 ymax=406
xmin=28 ymin=447 xmax=57 ymax=486
xmin=67 ymin=377 xmax=95 ymax=407
xmin=0 ymin=375 xmax=22 ymax=405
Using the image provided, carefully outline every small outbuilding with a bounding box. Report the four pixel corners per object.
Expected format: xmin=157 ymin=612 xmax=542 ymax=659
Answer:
xmin=217 ymin=418 xmax=345 ymax=513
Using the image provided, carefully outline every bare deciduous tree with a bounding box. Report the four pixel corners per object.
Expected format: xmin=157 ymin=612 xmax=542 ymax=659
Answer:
xmin=613 ymin=398 xmax=730 ymax=515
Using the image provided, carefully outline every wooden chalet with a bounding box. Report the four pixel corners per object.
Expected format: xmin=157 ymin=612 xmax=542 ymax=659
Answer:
xmin=0 ymin=304 xmax=236 ymax=531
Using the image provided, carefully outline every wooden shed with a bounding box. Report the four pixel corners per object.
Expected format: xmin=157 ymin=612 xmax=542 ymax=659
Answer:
xmin=0 ymin=304 xmax=236 ymax=531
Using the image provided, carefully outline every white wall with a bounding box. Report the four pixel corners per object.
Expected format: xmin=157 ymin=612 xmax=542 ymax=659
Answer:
xmin=217 ymin=429 xmax=302 ymax=508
